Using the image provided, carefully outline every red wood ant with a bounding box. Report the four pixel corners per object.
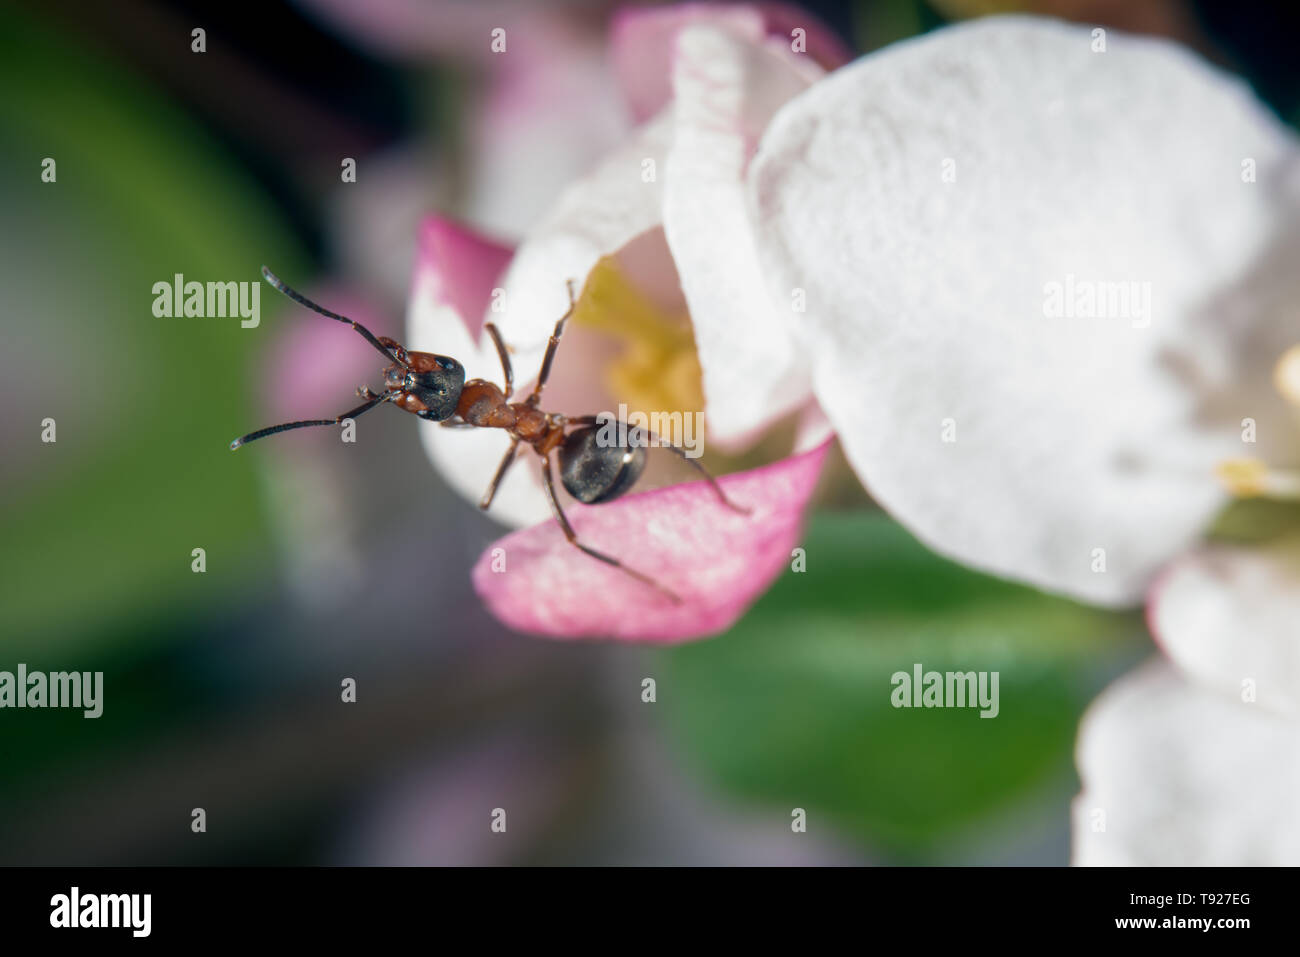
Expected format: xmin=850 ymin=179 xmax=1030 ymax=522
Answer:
xmin=232 ymin=267 xmax=748 ymax=601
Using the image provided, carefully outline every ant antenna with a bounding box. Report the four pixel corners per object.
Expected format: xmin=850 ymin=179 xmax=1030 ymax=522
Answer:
xmin=261 ymin=266 xmax=408 ymax=368
xmin=230 ymin=391 xmax=392 ymax=450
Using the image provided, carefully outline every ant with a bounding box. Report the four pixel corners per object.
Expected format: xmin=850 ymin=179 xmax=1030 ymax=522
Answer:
xmin=231 ymin=267 xmax=748 ymax=602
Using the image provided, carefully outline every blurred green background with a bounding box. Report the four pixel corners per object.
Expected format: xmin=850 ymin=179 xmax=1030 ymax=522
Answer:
xmin=0 ymin=0 xmax=1293 ymax=864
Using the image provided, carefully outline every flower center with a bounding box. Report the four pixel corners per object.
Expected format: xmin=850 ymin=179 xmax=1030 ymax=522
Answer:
xmin=1216 ymin=344 xmax=1300 ymax=500
xmin=570 ymin=256 xmax=705 ymax=446
xmin=1276 ymin=344 xmax=1300 ymax=408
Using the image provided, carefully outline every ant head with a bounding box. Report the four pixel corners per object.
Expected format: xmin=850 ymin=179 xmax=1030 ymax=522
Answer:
xmin=231 ymin=268 xmax=468 ymax=449
xmin=385 ymin=354 xmax=465 ymax=421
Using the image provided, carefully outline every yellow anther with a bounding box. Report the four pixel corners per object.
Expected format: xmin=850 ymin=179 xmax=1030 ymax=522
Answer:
xmin=1217 ymin=458 xmax=1271 ymax=497
xmin=1216 ymin=458 xmax=1300 ymax=499
xmin=571 ymin=256 xmax=705 ymax=447
xmin=1275 ymin=344 xmax=1300 ymax=408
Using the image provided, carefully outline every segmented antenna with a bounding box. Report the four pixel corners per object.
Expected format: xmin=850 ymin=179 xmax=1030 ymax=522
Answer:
xmin=261 ymin=266 xmax=407 ymax=367
xmin=230 ymin=392 xmax=392 ymax=450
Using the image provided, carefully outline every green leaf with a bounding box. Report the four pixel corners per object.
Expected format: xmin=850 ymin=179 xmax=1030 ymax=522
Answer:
xmin=0 ymin=8 xmax=306 ymax=654
xmin=1209 ymin=497 xmax=1300 ymax=544
xmin=659 ymin=511 xmax=1143 ymax=860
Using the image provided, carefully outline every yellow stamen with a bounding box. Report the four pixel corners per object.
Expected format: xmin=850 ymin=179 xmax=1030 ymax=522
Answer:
xmin=570 ymin=256 xmax=705 ymax=446
xmin=1216 ymin=458 xmax=1300 ymax=499
xmin=1217 ymin=458 xmax=1270 ymax=496
xmin=1275 ymin=344 xmax=1300 ymax=408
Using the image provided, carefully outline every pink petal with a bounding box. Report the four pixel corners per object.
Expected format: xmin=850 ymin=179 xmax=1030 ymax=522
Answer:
xmin=472 ymin=441 xmax=831 ymax=641
xmin=414 ymin=216 xmax=514 ymax=342
xmin=610 ymin=3 xmax=850 ymax=123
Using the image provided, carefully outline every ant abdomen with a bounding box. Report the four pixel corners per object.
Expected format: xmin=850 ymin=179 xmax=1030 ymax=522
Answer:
xmin=558 ymin=426 xmax=648 ymax=504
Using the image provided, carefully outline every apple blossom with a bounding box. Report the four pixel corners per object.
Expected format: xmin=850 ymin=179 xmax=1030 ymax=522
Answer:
xmin=1074 ymin=363 xmax=1300 ymax=865
xmin=406 ymin=213 xmax=831 ymax=640
xmin=405 ymin=4 xmax=850 ymax=639
xmin=746 ymin=15 xmax=1299 ymax=607
xmin=734 ymin=16 xmax=1299 ymax=864
xmin=412 ymin=9 xmax=1300 ymax=866
xmin=491 ymin=13 xmax=1299 ymax=611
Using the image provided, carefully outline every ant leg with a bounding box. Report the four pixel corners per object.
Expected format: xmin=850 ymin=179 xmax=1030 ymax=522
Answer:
xmin=566 ymin=416 xmax=750 ymax=514
xmin=484 ymin=322 xmax=513 ymax=398
xmin=525 ymin=279 xmax=578 ymax=407
xmin=540 ymin=455 xmax=682 ymax=604
xmin=480 ymin=438 xmax=521 ymax=511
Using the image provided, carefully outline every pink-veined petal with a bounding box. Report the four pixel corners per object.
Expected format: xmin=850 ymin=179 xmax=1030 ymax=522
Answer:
xmin=750 ymin=15 xmax=1300 ymax=605
xmin=1149 ymin=536 xmax=1300 ymax=716
xmin=471 ymin=440 xmax=830 ymax=641
xmin=1072 ymin=660 xmax=1300 ymax=865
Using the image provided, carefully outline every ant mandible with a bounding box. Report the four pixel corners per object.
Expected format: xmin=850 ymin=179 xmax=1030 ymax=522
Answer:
xmin=231 ymin=267 xmax=748 ymax=602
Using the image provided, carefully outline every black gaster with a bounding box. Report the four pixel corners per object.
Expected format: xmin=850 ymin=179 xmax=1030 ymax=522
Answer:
xmin=558 ymin=426 xmax=648 ymax=504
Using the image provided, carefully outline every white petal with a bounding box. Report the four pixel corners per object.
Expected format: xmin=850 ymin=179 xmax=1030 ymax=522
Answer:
xmin=1151 ymin=536 xmax=1300 ymax=716
xmin=750 ymin=15 xmax=1300 ymax=605
xmin=1073 ymin=660 xmax=1300 ymax=865
xmin=664 ymin=25 xmax=822 ymax=444
xmin=408 ymin=263 xmax=553 ymax=528
xmin=492 ymin=111 xmax=675 ymax=390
